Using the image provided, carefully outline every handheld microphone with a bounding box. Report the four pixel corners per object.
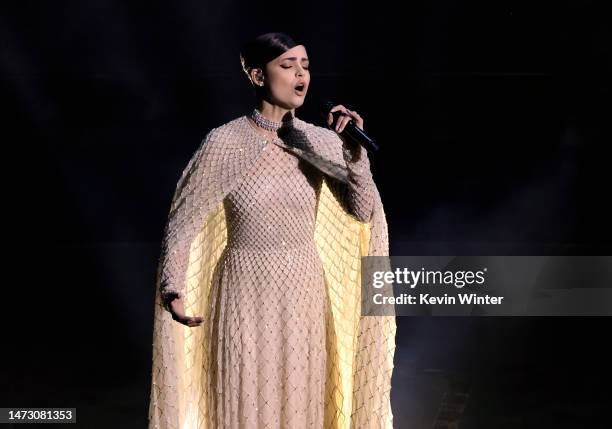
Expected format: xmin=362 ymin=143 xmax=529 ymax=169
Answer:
xmin=318 ymin=99 xmax=380 ymax=153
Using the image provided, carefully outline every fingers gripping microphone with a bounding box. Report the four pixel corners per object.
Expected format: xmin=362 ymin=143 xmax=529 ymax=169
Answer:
xmin=318 ymin=100 xmax=380 ymax=153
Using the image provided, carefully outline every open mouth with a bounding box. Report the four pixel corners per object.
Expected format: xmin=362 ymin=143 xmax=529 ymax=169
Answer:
xmin=294 ymin=83 xmax=306 ymax=95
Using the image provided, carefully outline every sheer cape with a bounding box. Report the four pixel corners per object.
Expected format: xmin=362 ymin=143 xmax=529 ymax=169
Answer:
xmin=148 ymin=115 xmax=396 ymax=428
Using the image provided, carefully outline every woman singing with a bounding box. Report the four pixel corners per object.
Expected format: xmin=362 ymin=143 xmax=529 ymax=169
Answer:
xmin=148 ymin=32 xmax=396 ymax=428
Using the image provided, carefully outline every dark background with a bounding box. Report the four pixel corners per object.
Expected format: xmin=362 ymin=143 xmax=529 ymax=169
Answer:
xmin=2 ymin=0 xmax=610 ymax=427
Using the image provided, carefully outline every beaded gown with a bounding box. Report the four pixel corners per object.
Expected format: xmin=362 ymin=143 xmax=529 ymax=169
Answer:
xmin=148 ymin=113 xmax=396 ymax=429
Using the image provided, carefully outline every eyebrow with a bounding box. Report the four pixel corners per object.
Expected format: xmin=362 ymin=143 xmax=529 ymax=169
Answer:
xmin=280 ymin=57 xmax=309 ymax=61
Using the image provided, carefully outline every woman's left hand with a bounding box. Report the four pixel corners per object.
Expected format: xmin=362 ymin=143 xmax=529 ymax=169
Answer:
xmin=327 ymin=104 xmax=364 ymax=133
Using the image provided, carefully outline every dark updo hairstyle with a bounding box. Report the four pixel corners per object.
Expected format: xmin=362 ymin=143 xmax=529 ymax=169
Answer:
xmin=239 ymin=32 xmax=302 ymax=99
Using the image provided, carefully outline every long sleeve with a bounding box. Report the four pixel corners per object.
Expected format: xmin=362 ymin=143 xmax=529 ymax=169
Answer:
xmin=157 ymin=197 xmax=196 ymax=311
xmin=157 ymin=133 xmax=213 ymax=312
xmin=339 ymin=138 xmax=376 ymax=223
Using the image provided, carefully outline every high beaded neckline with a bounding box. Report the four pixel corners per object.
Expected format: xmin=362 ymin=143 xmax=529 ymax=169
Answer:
xmin=249 ymin=108 xmax=295 ymax=132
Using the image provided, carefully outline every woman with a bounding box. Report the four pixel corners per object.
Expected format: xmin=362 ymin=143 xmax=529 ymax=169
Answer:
xmin=148 ymin=32 xmax=396 ymax=429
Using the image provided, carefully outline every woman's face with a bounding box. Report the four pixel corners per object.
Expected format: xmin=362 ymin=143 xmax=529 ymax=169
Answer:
xmin=262 ymin=45 xmax=310 ymax=110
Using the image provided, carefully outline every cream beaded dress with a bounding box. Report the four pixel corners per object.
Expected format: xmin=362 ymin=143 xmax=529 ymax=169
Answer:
xmin=148 ymin=113 xmax=396 ymax=429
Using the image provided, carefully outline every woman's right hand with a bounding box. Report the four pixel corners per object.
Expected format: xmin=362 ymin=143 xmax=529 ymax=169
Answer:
xmin=168 ymin=297 xmax=204 ymax=328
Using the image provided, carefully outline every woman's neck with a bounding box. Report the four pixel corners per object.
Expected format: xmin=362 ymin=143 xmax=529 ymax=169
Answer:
xmin=256 ymin=101 xmax=295 ymax=123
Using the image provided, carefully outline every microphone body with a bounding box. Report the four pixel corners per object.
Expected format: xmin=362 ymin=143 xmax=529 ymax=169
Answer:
xmin=318 ymin=100 xmax=380 ymax=153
